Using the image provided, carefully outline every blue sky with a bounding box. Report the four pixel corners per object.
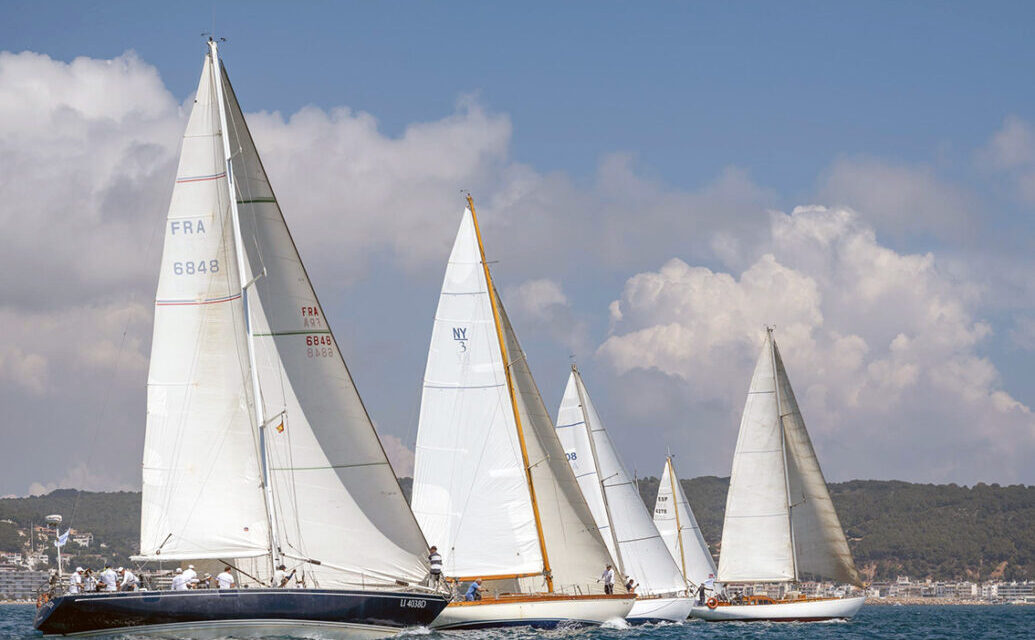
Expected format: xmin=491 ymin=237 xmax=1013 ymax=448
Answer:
xmin=2 ymin=1 xmax=1035 ymax=494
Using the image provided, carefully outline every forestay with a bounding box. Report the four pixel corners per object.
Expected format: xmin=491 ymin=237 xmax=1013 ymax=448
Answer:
xmin=556 ymin=369 xmax=687 ymax=596
xmin=218 ymin=64 xmax=430 ymax=588
xmin=411 ymin=208 xmax=542 ymax=579
xmin=140 ymin=50 xmax=270 ymax=561
xmin=653 ymin=457 xmax=717 ymax=588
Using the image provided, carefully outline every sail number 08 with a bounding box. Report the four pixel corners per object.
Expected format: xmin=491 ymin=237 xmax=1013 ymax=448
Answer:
xmin=173 ymin=260 xmax=219 ymax=275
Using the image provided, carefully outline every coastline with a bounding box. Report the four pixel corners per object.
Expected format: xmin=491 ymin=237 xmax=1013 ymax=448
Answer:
xmin=867 ymin=597 xmax=1033 ymax=606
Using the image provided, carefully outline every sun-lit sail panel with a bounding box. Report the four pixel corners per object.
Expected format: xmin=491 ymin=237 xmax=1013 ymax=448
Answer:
xmin=654 ymin=457 xmax=717 ymax=587
xmin=717 ymin=332 xmax=795 ymax=583
xmin=139 ymin=49 xmax=270 ymax=561
xmin=411 ymin=209 xmax=542 ymax=578
xmin=218 ymin=64 xmax=430 ymax=588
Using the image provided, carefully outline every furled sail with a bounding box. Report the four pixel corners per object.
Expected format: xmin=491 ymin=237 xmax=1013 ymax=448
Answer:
xmin=717 ymin=330 xmax=861 ymax=586
xmin=653 ymin=457 xmax=716 ymax=588
xmin=412 ymin=206 xmax=615 ymax=595
xmin=411 ymin=208 xmax=542 ymax=579
xmin=556 ymin=369 xmax=687 ymax=597
xmin=140 ymin=48 xmax=270 ymax=561
xmin=217 ymin=63 xmax=430 ymax=588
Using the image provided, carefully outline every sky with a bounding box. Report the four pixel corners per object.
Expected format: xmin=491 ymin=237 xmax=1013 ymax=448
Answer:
xmin=2 ymin=1 xmax=1035 ymax=497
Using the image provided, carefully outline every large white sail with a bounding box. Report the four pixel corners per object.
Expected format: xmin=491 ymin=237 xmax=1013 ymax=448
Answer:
xmin=717 ymin=332 xmax=795 ymax=583
xmin=217 ymin=64 xmax=430 ymax=588
xmin=653 ymin=457 xmax=716 ymax=587
xmin=139 ymin=50 xmax=270 ymax=561
xmin=556 ymin=369 xmax=687 ymax=596
xmin=774 ymin=344 xmax=862 ymax=586
xmin=411 ymin=208 xmax=542 ymax=579
xmin=717 ymin=330 xmax=861 ymax=586
xmin=498 ymin=305 xmax=615 ymax=595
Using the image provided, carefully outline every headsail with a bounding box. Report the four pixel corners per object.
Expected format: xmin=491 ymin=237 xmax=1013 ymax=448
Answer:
xmin=216 ymin=61 xmax=430 ymax=588
xmin=556 ymin=368 xmax=687 ymax=596
xmin=775 ymin=343 xmax=862 ymax=586
xmin=653 ymin=457 xmax=717 ymax=588
xmin=717 ymin=330 xmax=861 ymax=586
xmin=140 ymin=47 xmax=270 ymax=561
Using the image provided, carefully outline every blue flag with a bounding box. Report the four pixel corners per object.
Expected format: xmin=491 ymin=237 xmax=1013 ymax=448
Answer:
xmin=54 ymin=529 xmax=69 ymax=547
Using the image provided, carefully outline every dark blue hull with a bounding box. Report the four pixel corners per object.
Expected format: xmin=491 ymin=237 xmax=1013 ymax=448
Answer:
xmin=33 ymin=588 xmax=448 ymax=637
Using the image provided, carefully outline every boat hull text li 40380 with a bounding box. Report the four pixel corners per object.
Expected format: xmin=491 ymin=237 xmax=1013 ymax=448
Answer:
xmin=35 ymin=39 xmax=447 ymax=638
xmin=34 ymin=589 xmax=446 ymax=638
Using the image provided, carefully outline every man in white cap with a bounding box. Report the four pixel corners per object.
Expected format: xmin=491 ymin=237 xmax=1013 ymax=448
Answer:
xmin=99 ymin=565 xmax=118 ymax=592
xmin=182 ymin=564 xmax=198 ymax=589
xmin=170 ymin=567 xmax=188 ymax=591
xmin=68 ymin=567 xmax=84 ymax=594
xmin=118 ymin=567 xmax=139 ymax=591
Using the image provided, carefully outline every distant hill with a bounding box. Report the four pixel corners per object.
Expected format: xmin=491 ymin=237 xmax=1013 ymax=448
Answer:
xmin=3 ymin=479 xmax=1033 ymax=582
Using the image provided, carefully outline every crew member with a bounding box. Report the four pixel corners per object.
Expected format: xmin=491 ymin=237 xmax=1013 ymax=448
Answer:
xmin=182 ymin=564 xmax=198 ymax=589
xmin=118 ymin=567 xmax=139 ymax=591
xmin=428 ymin=546 xmax=443 ymax=587
xmin=600 ymin=565 xmax=615 ymax=595
xmin=216 ymin=566 xmax=235 ymax=589
xmin=464 ymin=579 xmax=483 ymax=601
xmin=273 ymin=564 xmax=296 ymax=588
xmin=83 ymin=568 xmax=98 ymax=592
xmin=68 ymin=567 xmax=84 ymax=594
xmin=624 ymin=576 xmax=638 ymax=593
xmin=170 ymin=567 xmax=188 ymax=591
xmin=99 ymin=565 xmax=118 ymax=592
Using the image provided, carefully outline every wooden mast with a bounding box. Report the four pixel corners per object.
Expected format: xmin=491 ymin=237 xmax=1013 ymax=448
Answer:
xmin=466 ymin=194 xmax=554 ymax=592
xmin=666 ymin=456 xmax=690 ymax=590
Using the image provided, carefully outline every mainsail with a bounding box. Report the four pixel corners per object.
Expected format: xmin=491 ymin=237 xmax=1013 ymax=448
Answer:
xmin=717 ymin=329 xmax=861 ymax=586
xmin=140 ymin=42 xmax=431 ymax=589
xmin=556 ymin=368 xmax=687 ymax=597
xmin=412 ymin=202 xmax=616 ymax=595
xmin=652 ymin=457 xmax=716 ymax=588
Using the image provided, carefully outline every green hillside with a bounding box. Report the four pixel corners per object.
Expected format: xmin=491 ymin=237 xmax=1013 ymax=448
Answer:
xmin=3 ymin=479 xmax=1033 ymax=582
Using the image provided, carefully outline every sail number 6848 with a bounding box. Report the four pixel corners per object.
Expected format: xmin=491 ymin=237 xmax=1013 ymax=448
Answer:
xmin=173 ymin=260 xmax=219 ymax=275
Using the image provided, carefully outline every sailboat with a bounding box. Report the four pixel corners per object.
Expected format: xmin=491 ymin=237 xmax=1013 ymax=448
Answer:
xmin=652 ymin=456 xmax=718 ymax=596
xmin=556 ymin=366 xmax=694 ymax=622
xmin=410 ymin=197 xmax=635 ymax=629
xmin=690 ymin=328 xmax=865 ymax=621
xmin=34 ymin=40 xmax=448 ymax=638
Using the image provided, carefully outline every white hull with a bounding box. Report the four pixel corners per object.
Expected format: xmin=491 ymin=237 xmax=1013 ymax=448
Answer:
xmin=42 ymin=619 xmax=404 ymax=640
xmin=691 ymin=595 xmax=865 ymax=621
xmin=431 ymin=595 xmax=635 ymax=629
xmin=627 ymin=596 xmax=693 ymax=622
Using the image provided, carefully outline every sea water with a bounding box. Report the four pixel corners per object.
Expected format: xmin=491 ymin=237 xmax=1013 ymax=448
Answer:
xmin=2 ymin=603 xmax=1032 ymax=639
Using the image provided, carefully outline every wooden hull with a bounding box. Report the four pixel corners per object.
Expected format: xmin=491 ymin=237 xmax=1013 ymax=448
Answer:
xmin=430 ymin=593 xmax=634 ymax=629
xmin=690 ymin=595 xmax=865 ymax=621
xmin=33 ymin=588 xmax=448 ymax=638
xmin=627 ymin=596 xmax=693 ymax=623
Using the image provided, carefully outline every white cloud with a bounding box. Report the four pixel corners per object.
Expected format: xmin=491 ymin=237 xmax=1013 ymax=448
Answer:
xmin=600 ymin=206 xmax=1035 ymax=483
xmin=817 ymin=157 xmax=975 ymax=239
xmin=977 ymin=115 xmax=1035 ymax=204
xmin=379 ymin=434 xmax=415 ymax=478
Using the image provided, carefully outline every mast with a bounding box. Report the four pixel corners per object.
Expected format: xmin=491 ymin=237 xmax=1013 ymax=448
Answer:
xmin=209 ymin=39 xmax=281 ymax=570
xmin=666 ymin=456 xmax=690 ymax=589
xmin=572 ymin=365 xmax=625 ymax=577
xmin=466 ymin=194 xmax=554 ymax=592
xmin=769 ymin=326 xmax=798 ymax=582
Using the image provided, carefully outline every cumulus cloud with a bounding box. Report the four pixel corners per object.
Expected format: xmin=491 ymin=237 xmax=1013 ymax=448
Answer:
xmin=600 ymin=206 xmax=1034 ymax=484
xmin=977 ymin=115 xmax=1035 ymax=204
